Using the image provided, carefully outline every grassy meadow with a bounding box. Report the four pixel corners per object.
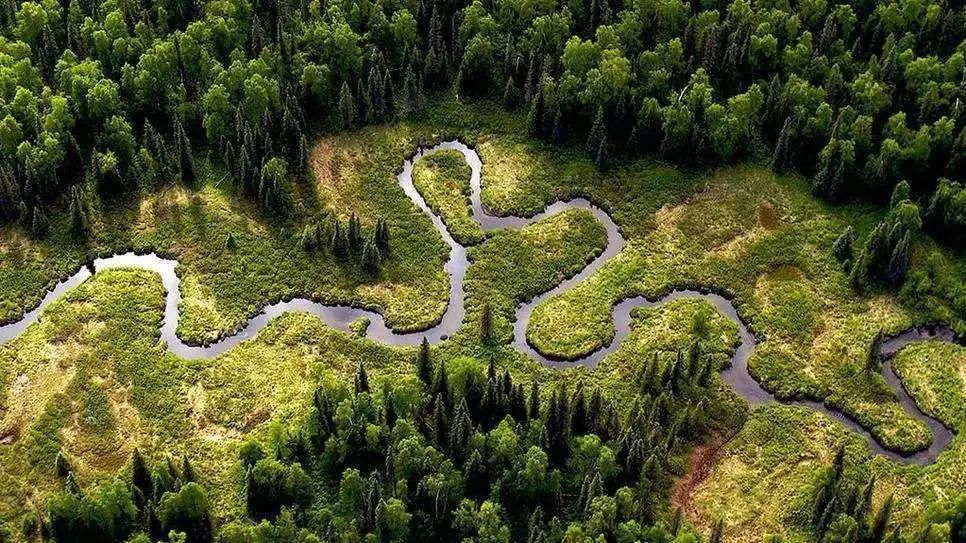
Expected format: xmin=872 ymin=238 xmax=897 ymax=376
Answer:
xmin=0 ymin=98 xmax=963 ymax=540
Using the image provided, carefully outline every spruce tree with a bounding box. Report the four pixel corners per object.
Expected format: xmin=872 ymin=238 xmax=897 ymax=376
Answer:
xmin=832 ymin=226 xmax=855 ymax=263
xmin=528 ymin=380 xmax=540 ymax=420
xmin=417 ymin=338 xmax=433 ymax=386
xmin=594 ymin=135 xmax=610 ymax=171
xmin=433 ymin=360 xmax=449 ymax=407
xmin=361 ymin=238 xmax=381 ymax=274
xmin=355 ymin=360 xmax=370 ymax=394
xmin=527 ymin=86 xmax=546 ymax=138
xmin=68 ymin=185 xmax=88 ymax=237
xmin=571 ymin=386 xmax=587 ymax=435
xmin=338 ymin=83 xmax=356 ymax=129
xmin=132 ymin=448 xmax=154 ymax=499
xmin=175 ymin=120 xmax=196 ymax=186
xmin=587 ymin=108 xmax=606 ymax=156
xmin=869 ymin=494 xmax=894 ymax=543
xmin=431 ymin=393 xmax=449 ymax=447
xmin=885 ymin=232 xmax=910 ymax=284
xmin=772 ymin=118 xmax=792 ymax=172
xmin=331 ymin=220 xmax=349 ymax=257
xmin=502 ymin=76 xmax=519 ymax=108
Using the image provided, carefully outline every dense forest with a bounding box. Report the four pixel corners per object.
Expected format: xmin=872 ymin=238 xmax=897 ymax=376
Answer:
xmin=1 ymin=0 xmax=965 ymax=540
xmin=0 ymin=0 xmax=963 ymax=244
xmin=24 ymin=345 xmax=960 ymax=543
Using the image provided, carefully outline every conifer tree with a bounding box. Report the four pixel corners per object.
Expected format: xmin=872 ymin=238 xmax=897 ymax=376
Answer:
xmin=31 ymin=205 xmax=48 ymax=237
xmin=175 ymin=120 xmax=196 ymax=186
xmin=54 ymin=452 xmax=72 ymax=479
xmin=886 ymin=232 xmax=910 ymax=284
xmin=181 ymin=456 xmax=196 ymax=483
xmin=869 ymin=494 xmax=894 ymax=543
xmin=833 ymin=226 xmax=855 ymax=263
xmin=348 ymin=213 xmax=362 ymax=251
xmin=332 ymin=220 xmax=349 ymax=257
xmin=431 ymin=393 xmax=449 ymax=447
xmin=68 ymin=185 xmax=88 ymax=237
xmin=772 ymin=118 xmax=792 ymax=172
xmin=502 ymin=76 xmax=519 ymax=108
xmin=571 ymin=386 xmax=587 ymax=435
xmin=527 ymin=86 xmax=546 ymax=138
xmin=587 ymin=108 xmax=606 ymax=156
xmin=375 ymin=218 xmax=390 ymax=253
xmin=417 ymin=338 xmax=433 ymax=386
xmin=338 ymin=83 xmax=356 ymax=129
xmin=132 ymin=448 xmax=154 ymax=499
xmin=528 ymin=380 xmax=540 ymax=420
xmin=433 ymin=360 xmax=449 ymax=407
xmin=361 ymin=238 xmax=381 ymax=274
xmin=594 ymin=135 xmax=610 ymax=171
xmin=355 ymin=360 xmax=370 ymax=394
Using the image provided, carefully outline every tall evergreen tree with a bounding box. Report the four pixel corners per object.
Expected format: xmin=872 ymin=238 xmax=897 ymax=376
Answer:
xmin=417 ymin=338 xmax=433 ymax=386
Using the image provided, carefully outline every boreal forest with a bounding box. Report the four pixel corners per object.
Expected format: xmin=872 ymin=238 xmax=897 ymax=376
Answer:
xmin=0 ymin=0 xmax=963 ymax=541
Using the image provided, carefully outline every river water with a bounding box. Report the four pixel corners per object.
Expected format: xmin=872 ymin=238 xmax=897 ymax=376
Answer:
xmin=0 ymin=141 xmax=960 ymax=464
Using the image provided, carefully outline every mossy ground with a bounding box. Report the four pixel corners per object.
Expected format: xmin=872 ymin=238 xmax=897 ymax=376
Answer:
xmin=0 ymin=97 xmax=963 ymax=539
xmin=411 ymin=149 xmax=484 ymax=245
xmin=691 ymin=339 xmax=966 ymax=543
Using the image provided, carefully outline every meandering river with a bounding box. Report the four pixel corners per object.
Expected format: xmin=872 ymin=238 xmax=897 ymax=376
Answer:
xmin=0 ymin=141 xmax=959 ymax=464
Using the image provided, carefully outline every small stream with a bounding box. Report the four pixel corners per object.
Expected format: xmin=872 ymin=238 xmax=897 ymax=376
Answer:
xmin=0 ymin=141 xmax=960 ymax=464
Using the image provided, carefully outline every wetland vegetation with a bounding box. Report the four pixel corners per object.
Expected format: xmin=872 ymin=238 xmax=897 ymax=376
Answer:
xmin=0 ymin=0 xmax=964 ymax=540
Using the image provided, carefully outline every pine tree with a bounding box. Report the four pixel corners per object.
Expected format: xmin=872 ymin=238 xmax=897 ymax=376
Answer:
xmin=527 ymin=86 xmax=546 ymax=138
xmin=587 ymin=388 xmax=602 ymax=434
xmin=175 ymin=120 xmax=196 ymax=185
xmin=361 ymin=238 xmax=381 ymax=274
xmin=502 ymin=76 xmax=519 ymax=108
xmin=431 ymin=393 xmax=449 ymax=447
xmin=771 ymin=118 xmax=792 ymax=172
xmin=30 ymin=205 xmax=48 ymax=237
xmin=331 ymin=220 xmax=349 ymax=257
xmin=355 ymin=360 xmax=370 ymax=394
xmin=528 ymin=380 xmax=540 ymax=420
xmin=587 ymin=108 xmax=606 ymax=156
xmin=709 ymin=518 xmax=724 ymax=543
xmin=832 ymin=226 xmax=855 ymax=263
xmin=571 ymin=386 xmax=588 ymax=435
xmin=433 ymin=360 xmax=449 ymax=407
xmin=449 ymin=399 xmax=473 ymax=460
xmin=869 ymin=494 xmax=894 ymax=543
xmin=348 ymin=213 xmax=362 ymax=251
xmin=132 ymin=448 xmax=153 ymax=499
xmin=417 ymin=338 xmax=433 ymax=386
xmin=464 ymin=449 xmax=487 ymax=498
xmin=375 ymin=218 xmax=390 ymax=253
xmin=550 ymin=104 xmax=565 ymax=144
xmin=68 ymin=184 xmax=88 ymax=237
xmin=885 ymin=231 xmax=910 ymax=284
xmin=54 ymin=452 xmax=72 ymax=479
xmin=594 ymin=135 xmax=610 ymax=171
xmin=338 ymin=83 xmax=356 ymax=129
xmin=181 ymin=456 xmax=196 ymax=483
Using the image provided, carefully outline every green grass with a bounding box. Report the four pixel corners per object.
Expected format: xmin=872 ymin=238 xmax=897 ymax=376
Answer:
xmin=0 ymin=97 xmax=963 ymax=539
xmin=891 ymin=341 xmax=966 ymax=429
xmin=522 ymin=164 xmax=963 ymax=453
xmin=411 ymin=149 xmax=484 ymax=245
